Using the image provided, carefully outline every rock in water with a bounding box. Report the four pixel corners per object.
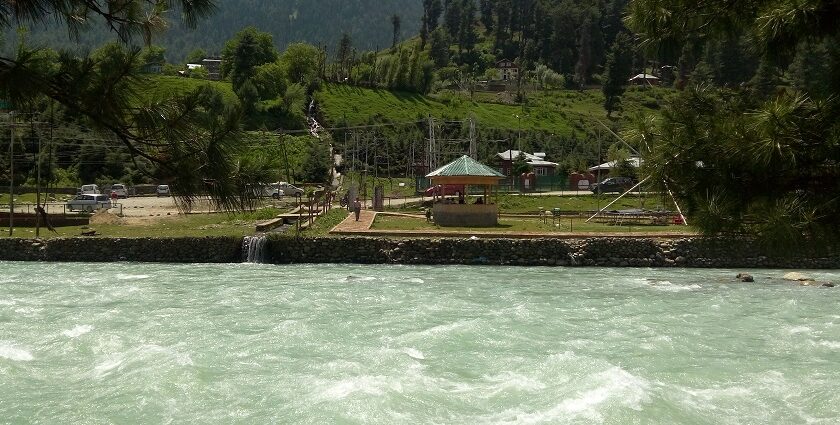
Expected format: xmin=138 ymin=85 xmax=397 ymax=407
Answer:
xmin=783 ymin=272 xmax=813 ymax=282
xmin=736 ymin=273 xmax=754 ymax=282
xmin=822 ymin=283 xmax=835 ymax=288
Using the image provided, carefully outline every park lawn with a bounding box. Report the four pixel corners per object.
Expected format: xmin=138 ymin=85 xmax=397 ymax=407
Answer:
xmin=0 ymin=208 xmax=294 ymax=239
xmin=385 ymin=194 xmax=672 ymax=214
xmin=297 ymin=207 xmax=350 ymax=237
xmin=494 ymin=194 xmax=669 ymax=214
xmin=372 ymin=215 xmax=695 ymax=235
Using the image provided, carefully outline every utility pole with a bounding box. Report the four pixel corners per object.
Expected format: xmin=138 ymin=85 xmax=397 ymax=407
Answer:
xmin=35 ymin=117 xmax=42 ymax=238
xmin=427 ymin=116 xmax=436 ymax=171
xmin=468 ymin=117 xmax=477 ymax=159
xmin=8 ymin=111 xmax=15 ymax=237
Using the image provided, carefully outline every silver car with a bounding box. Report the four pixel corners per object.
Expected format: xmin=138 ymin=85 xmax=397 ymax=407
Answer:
xmin=67 ymin=194 xmax=112 ymax=212
xmin=156 ymin=185 xmax=171 ymax=197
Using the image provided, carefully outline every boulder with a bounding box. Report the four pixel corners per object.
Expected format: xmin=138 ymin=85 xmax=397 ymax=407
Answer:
xmin=783 ymin=272 xmax=814 ymax=282
xmin=736 ymin=273 xmax=754 ymax=282
xmin=821 ymin=283 xmax=835 ymax=288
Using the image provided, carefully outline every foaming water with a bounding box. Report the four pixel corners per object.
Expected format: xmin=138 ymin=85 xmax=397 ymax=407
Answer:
xmin=1 ymin=262 xmax=839 ymax=423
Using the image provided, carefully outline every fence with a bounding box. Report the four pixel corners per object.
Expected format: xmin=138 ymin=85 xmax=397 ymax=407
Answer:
xmin=0 ymin=202 xmax=123 ymax=219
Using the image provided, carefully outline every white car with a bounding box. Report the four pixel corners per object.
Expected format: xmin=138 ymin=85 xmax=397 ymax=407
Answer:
xmin=156 ymin=185 xmax=171 ymax=197
xmin=67 ymin=194 xmax=112 ymax=212
xmin=110 ymin=183 xmax=129 ymax=198
xmin=78 ymin=184 xmax=100 ymax=195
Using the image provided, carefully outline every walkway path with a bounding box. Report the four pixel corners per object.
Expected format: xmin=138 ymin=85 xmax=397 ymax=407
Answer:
xmin=331 ymin=209 xmax=377 ymax=233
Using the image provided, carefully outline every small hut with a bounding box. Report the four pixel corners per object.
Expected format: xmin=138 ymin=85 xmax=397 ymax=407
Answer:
xmin=425 ymin=155 xmax=506 ymax=227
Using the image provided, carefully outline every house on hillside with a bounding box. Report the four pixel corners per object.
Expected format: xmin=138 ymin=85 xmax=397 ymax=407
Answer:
xmin=141 ymin=61 xmax=163 ymax=74
xmin=496 ymin=59 xmax=519 ymax=81
xmin=497 ymin=150 xmax=558 ymax=176
xmin=201 ymin=58 xmax=223 ymax=80
xmin=588 ymin=156 xmax=643 ymax=176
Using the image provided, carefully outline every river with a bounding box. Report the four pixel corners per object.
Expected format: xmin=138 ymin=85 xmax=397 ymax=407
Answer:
xmin=1 ymin=262 xmax=838 ymax=423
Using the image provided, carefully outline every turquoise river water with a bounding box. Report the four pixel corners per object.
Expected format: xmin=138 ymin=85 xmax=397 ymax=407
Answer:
xmin=1 ymin=262 xmax=839 ymax=424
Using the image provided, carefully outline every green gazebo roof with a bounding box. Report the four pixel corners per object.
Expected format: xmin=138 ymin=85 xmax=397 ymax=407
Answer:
xmin=426 ymin=155 xmax=505 ymax=178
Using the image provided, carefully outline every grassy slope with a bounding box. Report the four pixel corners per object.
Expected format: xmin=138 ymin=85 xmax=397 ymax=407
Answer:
xmin=138 ymin=75 xmax=238 ymax=104
xmin=317 ymin=84 xmax=672 ymax=135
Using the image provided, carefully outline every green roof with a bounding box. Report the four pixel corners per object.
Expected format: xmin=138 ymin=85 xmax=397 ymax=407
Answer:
xmin=426 ymin=155 xmax=505 ymax=178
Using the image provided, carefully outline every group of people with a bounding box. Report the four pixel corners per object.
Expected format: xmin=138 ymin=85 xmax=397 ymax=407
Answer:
xmin=436 ymin=192 xmax=485 ymax=205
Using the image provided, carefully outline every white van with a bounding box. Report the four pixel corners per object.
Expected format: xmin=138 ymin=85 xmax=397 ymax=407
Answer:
xmin=110 ymin=183 xmax=129 ymax=198
xmin=79 ymin=184 xmax=100 ymax=195
xmin=67 ymin=194 xmax=112 ymax=212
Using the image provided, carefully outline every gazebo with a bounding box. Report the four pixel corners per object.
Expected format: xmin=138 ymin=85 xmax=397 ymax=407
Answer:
xmin=425 ymin=155 xmax=505 ymax=227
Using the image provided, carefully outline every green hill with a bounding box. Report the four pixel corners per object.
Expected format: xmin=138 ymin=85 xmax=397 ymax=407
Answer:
xmin=316 ymin=84 xmax=673 ymax=135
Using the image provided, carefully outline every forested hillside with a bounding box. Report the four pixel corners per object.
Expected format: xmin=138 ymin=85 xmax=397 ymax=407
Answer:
xmin=5 ymin=0 xmax=422 ymax=61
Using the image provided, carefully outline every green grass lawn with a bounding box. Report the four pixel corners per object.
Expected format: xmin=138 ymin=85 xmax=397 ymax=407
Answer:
xmin=494 ymin=193 xmax=668 ymax=214
xmin=0 ymin=208 xmax=289 ymax=239
xmin=386 ymin=193 xmax=671 ymax=215
xmin=298 ymin=208 xmax=351 ymax=237
xmin=2 ymin=214 xmax=256 ymax=239
xmin=372 ymin=215 xmax=694 ymax=235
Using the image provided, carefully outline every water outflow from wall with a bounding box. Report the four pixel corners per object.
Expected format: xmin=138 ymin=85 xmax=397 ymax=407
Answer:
xmin=242 ymin=235 xmax=267 ymax=263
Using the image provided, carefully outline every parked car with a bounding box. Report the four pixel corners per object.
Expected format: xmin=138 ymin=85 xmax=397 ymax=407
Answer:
xmin=78 ymin=184 xmax=100 ymax=195
xmin=156 ymin=185 xmax=171 ymax=197
xmin=67 ymin=194 xmax=112 ymax=212
xmin=589 ymin=177 xmax=636 ymax=194
xmin=245 ymin=183 xmax=283 ymax=199
xmin=110 ymin=183 xmax=129 ymax=198
xmin=275 ymin=182 xmax=304 ymax=197
xmin=424 ymin=184 xmax=466 ymax=197
xmin=265 ymin=183 xmax=283 ymax=199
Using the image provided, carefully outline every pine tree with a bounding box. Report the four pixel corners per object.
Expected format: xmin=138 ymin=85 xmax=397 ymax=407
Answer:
xmin=444 ymin=0 xmax=463 ymax=40
xmin=479 ymin=0 xmax=495 ymax=34
xmin=458 ymin=0 xmax=478 ymax=53
xmin=602 ymin=32 xmax=634 ymax=117
xmin=229 ymin=29 xmax=278 ymax=91
xmin=573 ymin=14 xmax=594 ymax=89
xmin=429 ymin=28 xmax=451 ymax=68
xmin=787 ymin=41 xmax=831 ymax=99
xmin=391 ymin=14 xmax=401 ymax=49
xmin=336 ymin=33 xmax=353 ymax=81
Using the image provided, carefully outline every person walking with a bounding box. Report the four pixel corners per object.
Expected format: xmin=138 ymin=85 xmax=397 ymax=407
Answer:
xmin=353 ymin=198 xmax=362 ymax=221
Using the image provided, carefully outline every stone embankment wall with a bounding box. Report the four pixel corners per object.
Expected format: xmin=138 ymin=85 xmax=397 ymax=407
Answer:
xmin=0 ymin=236 xmax=838 ymax=268
xmin=0 ymin=237 xmax=241 ymax=263
xmin=265 ymin=237 xmax=840 ymax=269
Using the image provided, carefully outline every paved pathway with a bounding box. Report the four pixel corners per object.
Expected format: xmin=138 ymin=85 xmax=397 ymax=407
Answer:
xmin=331 ymin=209 xmax=377 ymax=232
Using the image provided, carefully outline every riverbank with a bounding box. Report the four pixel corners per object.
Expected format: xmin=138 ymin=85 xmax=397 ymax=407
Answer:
xmin=1 ymin=236 xmax=838 ymax=268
